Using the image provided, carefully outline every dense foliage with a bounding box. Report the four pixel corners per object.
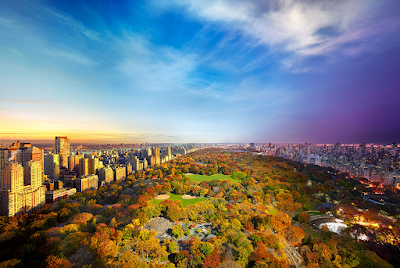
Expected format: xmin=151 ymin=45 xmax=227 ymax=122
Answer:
xmin=0 ymin=148 xmax=397 ymax=267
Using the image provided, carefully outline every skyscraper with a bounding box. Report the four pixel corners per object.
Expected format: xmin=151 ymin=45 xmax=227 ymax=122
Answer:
xmin=89 ymin=157 xmax=100 ymax=175
xmin=24 ymin=160 xmax=43 ymax=189
xmin=0 ymin=162 xmax=24 ymax=193
xmin=25 ymin=146 xmax=45 ymax=182
xmin=79 ymin=158 xmax=90 ymax=176
xmin=99 ymin=166 xmax=114 ymax=184
xmin=68 ymin=155 xmax=83 ymax=173
xmin=0 ymin=148 xmax=10 ymax=171
xmin=146 ymin=148 xmax=152 ymax=157
xmin=44 ymin=153 xmax=60 ymax=180
xmin=1 ymin=142 xmax=44 ymax=172
xmin=55 ymin=137 xmax=69 ymax=169
xmin=0 ymin=162 xmax=45 ymax=216
xmin=152 ymin=147 xmax=160 ymax=165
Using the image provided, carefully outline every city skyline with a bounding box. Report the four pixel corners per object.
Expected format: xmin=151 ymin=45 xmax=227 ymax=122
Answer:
xmin=1 ymin=0 xmax=400 ymax=144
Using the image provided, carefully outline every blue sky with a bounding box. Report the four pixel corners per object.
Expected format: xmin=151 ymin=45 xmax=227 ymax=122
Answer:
xmin=1 ymin=0 xmax=400 ymax=144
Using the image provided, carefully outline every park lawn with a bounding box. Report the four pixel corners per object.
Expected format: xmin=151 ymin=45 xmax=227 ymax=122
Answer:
xmin=267 ymin=206 xmax=279 ymax=215
xmin=150 ymin=193 xmax=207 ymax=207
xmin=187 ymin=174 xmax=241 ymax=183
xmin=307 ymin=211 xmax=324 ymax=215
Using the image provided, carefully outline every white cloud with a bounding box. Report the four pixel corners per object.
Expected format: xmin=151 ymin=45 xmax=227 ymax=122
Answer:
xmin=117 ymin=35 xmax=198 ymax=92
xmin=164 ymin=0 xmax=399 ymax=58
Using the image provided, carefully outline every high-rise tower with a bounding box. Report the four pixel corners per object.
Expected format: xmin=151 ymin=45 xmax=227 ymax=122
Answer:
xmin=55 ymin=137 xmax=69 ymax=168
xmin=79 ymin=158 xmax=90 ymax=176
xmin=0 ymin=162 xmax=24 ymax=193
xmin=0 ymin=162 xmax=45 ymax=216
xmin=24 ymin=161 xmax=43 ymax=189
xmin=44 ymin=153 xmax=60 ymax=180
xmin=152 ymin=147 xmax=160 ymax=165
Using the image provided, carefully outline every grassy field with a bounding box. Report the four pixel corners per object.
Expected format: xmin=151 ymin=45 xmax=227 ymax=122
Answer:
xmin=307 ymin=211 xmax=324 ymax=215
xmin=187 ymin=174 xmax=241 ymax=183
xmin=267 ymin=206 xmax=279 ymax=215
xmin=150 ymin=193 xmax=207 ymax=207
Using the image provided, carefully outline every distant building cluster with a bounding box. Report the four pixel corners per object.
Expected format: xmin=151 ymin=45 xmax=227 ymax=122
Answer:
xmin=257 ymin=142 xmax=400 ymax=188
xmin=0 ymin=137 xmax=200 ymax=216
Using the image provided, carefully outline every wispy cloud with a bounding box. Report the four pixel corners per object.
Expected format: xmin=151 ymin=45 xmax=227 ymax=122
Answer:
xmin=163 ymin=0 xmax=400 ymax=60
xmin=43 ymin=48 xmax=97 ymax=66
xmin=41 ymin=7 xmax=101 ymax=41
xmin=6 ymin=46 xmax=22 ymax=57
xmin=116 ymin=33 xmax=285 ymax=104
xmin=117 ymin=36 xmax=198 ymax=92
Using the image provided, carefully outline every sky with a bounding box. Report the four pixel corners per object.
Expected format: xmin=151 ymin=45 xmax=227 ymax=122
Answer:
xmin=1 ymin=0 xmax=400 ymax=144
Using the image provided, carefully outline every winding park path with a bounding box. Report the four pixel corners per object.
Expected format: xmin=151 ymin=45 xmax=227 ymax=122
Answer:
xmin=284 ymin=240 xmax=305 ymax=268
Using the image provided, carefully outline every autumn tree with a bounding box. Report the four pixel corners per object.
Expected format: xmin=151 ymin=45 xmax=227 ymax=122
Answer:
xmin=160 ymin=200 xmax=182 ymax=221
xmin=43 ymin=255 xmax=71 ymax=268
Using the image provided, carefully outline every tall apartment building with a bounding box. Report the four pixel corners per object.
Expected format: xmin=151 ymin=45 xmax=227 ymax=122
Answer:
xmin=1 ymin=142 xmax=44 ymax=174
xmin=24 ymin=161 xmax=43 ymax=189
xmin=114 ymin=166 xmax=126 ymax=181
xmin=55 ymin=137 xmax=69 ymax=169
xmin=167 ymin=146 xmax=172 ymax=158
xmin=147 ymin=156 xmax=156 ymax=167
xmin=130 ymin=156 xmax=145 ymax=172
xmin=78 ymin=157 xmax=100 ymax=176
xmin=0 ymin=162 xmax=45 ymax=216
xmin=0 ymin=148 xmax=10 ymax=171
xmin=79 ymin=158 xmax=90 ymax=176
xmin=25 ymin=146 xmax=45 ymax=182
xmin=143 ymin=158 xmax=148 ymax=170
xmin=132 ymin=156 xmax=140 ymax=171
xmin=76 ymin=175 xmax=98 ymax=192
xmin=127 ymin=155 xmax=138 ymax=171
xmin=146 ymin=148 xmax=152 ymax=157
xmin=8 ymin=141 xmax=27 ymax=164
xmin=152 ymin=147 xmax=160 ymax=165
xmin=89 ymin=157 xmax=100 ymax=175
xmin=44 ymin=153 xmax=60 ymax=180
xmin=126 ymin=163 xmax=132 ymax=176
xmin=99 ymin=166 xmax=114 ymax=184
xmin=68 ymin=155 xmax=83 ymax=173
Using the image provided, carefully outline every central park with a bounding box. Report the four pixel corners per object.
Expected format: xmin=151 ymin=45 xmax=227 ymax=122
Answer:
xmin=0 ymin=149 xmax=397 ymax=267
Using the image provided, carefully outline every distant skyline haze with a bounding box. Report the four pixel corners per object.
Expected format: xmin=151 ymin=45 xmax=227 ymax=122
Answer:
xmin=1 ymin=0 xmax=400 ymax=144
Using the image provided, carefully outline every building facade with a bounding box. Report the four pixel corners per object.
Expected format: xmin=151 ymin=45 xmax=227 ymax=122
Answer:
xmin=114 ymin=166 xmax=126 ymax=181
xmin=45 ymin=188 xmax=76 ymax=203
xmin=76 ymin=175 xmax=98 ymax=192
xmin=68 ymin=155 xmax=83 ymax=173
xmin=0 ymin=162 xmax=46 ymax=216
xmin=55 ymin=136 xmax=70 ymax=169
xmin=99 ymin=166 xmax=114 ymax=184
xmin=79 ymin=158 xmax=90 ymax=177
xmin=44 ymin=153 xmax=60 ymax=180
